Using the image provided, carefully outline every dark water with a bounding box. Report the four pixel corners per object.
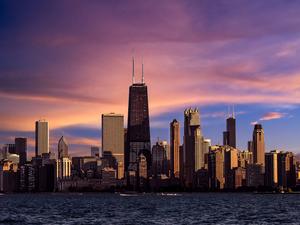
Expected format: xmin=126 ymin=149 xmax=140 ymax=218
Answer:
xmin=0 ymin=193 xmax=299 ymax=224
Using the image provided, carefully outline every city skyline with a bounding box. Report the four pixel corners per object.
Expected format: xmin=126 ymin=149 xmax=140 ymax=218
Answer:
xmin=2 ymin=1 xmax=300 ymax=156
xmin=3 ymin=2 xmax=300 ymax=224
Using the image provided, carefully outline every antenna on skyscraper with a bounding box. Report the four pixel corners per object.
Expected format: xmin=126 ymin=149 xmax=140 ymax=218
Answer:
xmin=142 ymin=56 xmax=144 ymax=84
xmin=132 ymin=56 xmax=135 ymax=84
xmin=227 ymin=105 xmax=230 ymax=118
xmin=232 ymin=105 xmax=235 ymax=118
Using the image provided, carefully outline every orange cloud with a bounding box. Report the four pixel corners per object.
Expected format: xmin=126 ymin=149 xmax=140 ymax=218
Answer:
xmin=260 ymin=112 xmax=286 ymax=121
xmin=250 ymin=112 xmax=287 ymax=125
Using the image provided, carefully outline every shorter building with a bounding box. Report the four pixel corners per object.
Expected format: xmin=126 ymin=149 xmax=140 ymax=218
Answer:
xmin=170 ymin=119 xmax=180 ymax=179
xmin=0 ymin=159 xmax=19 ymax=193
xmin=38 ymin=163 xmax=56 ymax=192
xmin=102 ymin=151 xmax=117 ymax=170
xmin=31 ymin=153 xmax=57 ymax=192
xmin=0 ymin=167 xmax=18 ymax=193
xmin=246 ymin=164 xmax=264 ymax=187
xmin=72 ymin=156 xmax=101 ymax=178
xmin=0 ymin=147 xmax=7 ymax=160
xmin=1 ymin=156 xmax=19 ymax=172
xmin=19 ymin=164 xmax=35 ymax=192
xmin=265 ymin=150 xmax=279 ymax=187
xmin=150 ymin=174 xmax=170 ymax=191
xmin=101 ymin=167 xmax=116 ymax=189
xmin=57 ymin=157 xmax=72 ymax=179
xmin=224 ymin=146 xmax=238 ymax=189
xmin=238 ymin=150 xmax=253 ymax=168
xmin=208 ymin=147 xmax=225 ymax=190
xmin=265 ymin=150 xmax=296 ymax=189
xmin=296 ymin=162 xmax=300 ymax=186
xmin=286 ymin=152 xmax=296 ymax=188
xmin=202 ymin=139 xmax=211 ymax=169
xmin=152 ymin=142 xmax=168 ymax=177
xmin=15 ymin=138 xmax=27 ymax=165
xmin=102 ymin=113 xmax=124 ymax=180
xmin=233 ymin=167 xmax=246 ymax=189
xmin=195 ymin=168 xmax=209 ymax=190
xmin=179 ymin=145 xmax=184 ymax=182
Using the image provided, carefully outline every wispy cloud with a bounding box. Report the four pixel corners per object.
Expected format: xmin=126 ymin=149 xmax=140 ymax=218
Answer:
xmin=202 ymin=110 xmax=246 ymax=119
xmin=260 ymin=112 xmax=287 ymax=121
xmin=2 ymin=1 xmax=300 ymax=153
xmin=251 ymin=121 xmax=258 ymax=126
xmin=251 ymin=112 xmax=287 ymax=125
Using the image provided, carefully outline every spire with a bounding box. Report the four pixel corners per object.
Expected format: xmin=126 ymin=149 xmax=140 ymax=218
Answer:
xmin=232 ymin=105 xmax=235 ymax=118
xmin=132 ymin=56 xmax=135 ymax=84
xmin=142 ymin=57 xmax=144 ymax=84
xmin=227 ymin=105 xmax=230 ymax=118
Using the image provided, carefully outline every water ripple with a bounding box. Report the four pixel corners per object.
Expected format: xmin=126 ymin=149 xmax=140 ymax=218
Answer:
xmin=0 ymin=193 xmax=300 ymax=224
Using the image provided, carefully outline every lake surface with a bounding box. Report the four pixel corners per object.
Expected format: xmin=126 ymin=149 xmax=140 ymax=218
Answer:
xmin=0 ymin=193 xmax=299 ymax=224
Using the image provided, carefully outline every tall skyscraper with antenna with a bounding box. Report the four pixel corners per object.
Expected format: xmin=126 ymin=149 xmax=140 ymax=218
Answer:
xmin=125 ymin=57 xmax=151 ymax=189
xmin=223 ymin=106 xmax=236 ymax=148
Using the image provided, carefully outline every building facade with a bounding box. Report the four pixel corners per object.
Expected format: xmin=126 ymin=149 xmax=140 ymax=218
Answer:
xmin=102 ymin=113 xmax=124 ymax=179
xmin=35 ymin=120 xmax=49 ymax=157
xmin=170 ymin=119 xmax=180 ymax=178
xmin=15 ymin=138 xmax=27 ymax=166
xmin=226 ymin=116 xmax=236 ymax=148
xmin=253 ymin=124 xmax=265 ymax=167
xmin=57 ymin=136 xmax=71 ymax=180
xmin=152 ymin=142 xmax=168 ymax=177
xmin=183 ymin=108 xmax=203 ymax=187
xmin=126 ymin=68 xmax=151 ymax=188
xmin=208 ymin=147 xmax=225 ymax=190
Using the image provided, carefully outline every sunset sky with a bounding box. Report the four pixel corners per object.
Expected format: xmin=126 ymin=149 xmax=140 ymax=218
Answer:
xmin=1 ymin=1 xmax=300 ymax=157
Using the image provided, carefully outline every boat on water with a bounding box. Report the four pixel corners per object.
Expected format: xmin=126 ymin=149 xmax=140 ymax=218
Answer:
xmin=119 ymin=191 xmax=140 ymax=197
xmin=159 ymin=193 xmax=182 ymax=196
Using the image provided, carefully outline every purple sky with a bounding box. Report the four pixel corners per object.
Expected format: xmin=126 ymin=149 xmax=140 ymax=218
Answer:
xmin=1 ymin=0 xmax=300 ymax=157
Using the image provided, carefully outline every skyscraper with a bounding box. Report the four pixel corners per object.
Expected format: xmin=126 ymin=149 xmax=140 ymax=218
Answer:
xmin=224 ymin=147 xmax=238 ymax=189
xmin=202 ymin=139 xmax=211 ymax=168
xmin=126 ymin=58 xmax=151 ymax=187
xmin=170 ymin=119 xmax=180 ymax=178
xmin=102 ymin=113 xmax=124 ymax=179
xmin=223 ymin=109 xmax=236 ymax=148
xmin=57 ymin=136 xmax=71 ymax=179
xmin=160 ymin=140 xmax=170 ymax=176
xmin=208 ymin=147 xmax=225 ymax=190
xmin=35 ymin=120 xmax=49 ymax=157
xmin=58 ymin=136 xmax=68 ymax=159
xmin=15 ymin=138 xmax=27 ymax=166
xmin=179 ymin=145 xmax=184 ymax=181
xmin=152 ymin=141 xmax=168 ymax=177
xmin=285 ymin=152 xmax=296 ymax=188
xmin=183 ymin=108 xmax=203 ymax=187
xmin=238 ymin=150 xmax=253 ymax=168
xmin=253 ymin=124 xmax=265 ymax=166
xmin=265 ymin=150 xmax=296 ymax=189
xmin=248 ymin=141 xmax=253 ymax=152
